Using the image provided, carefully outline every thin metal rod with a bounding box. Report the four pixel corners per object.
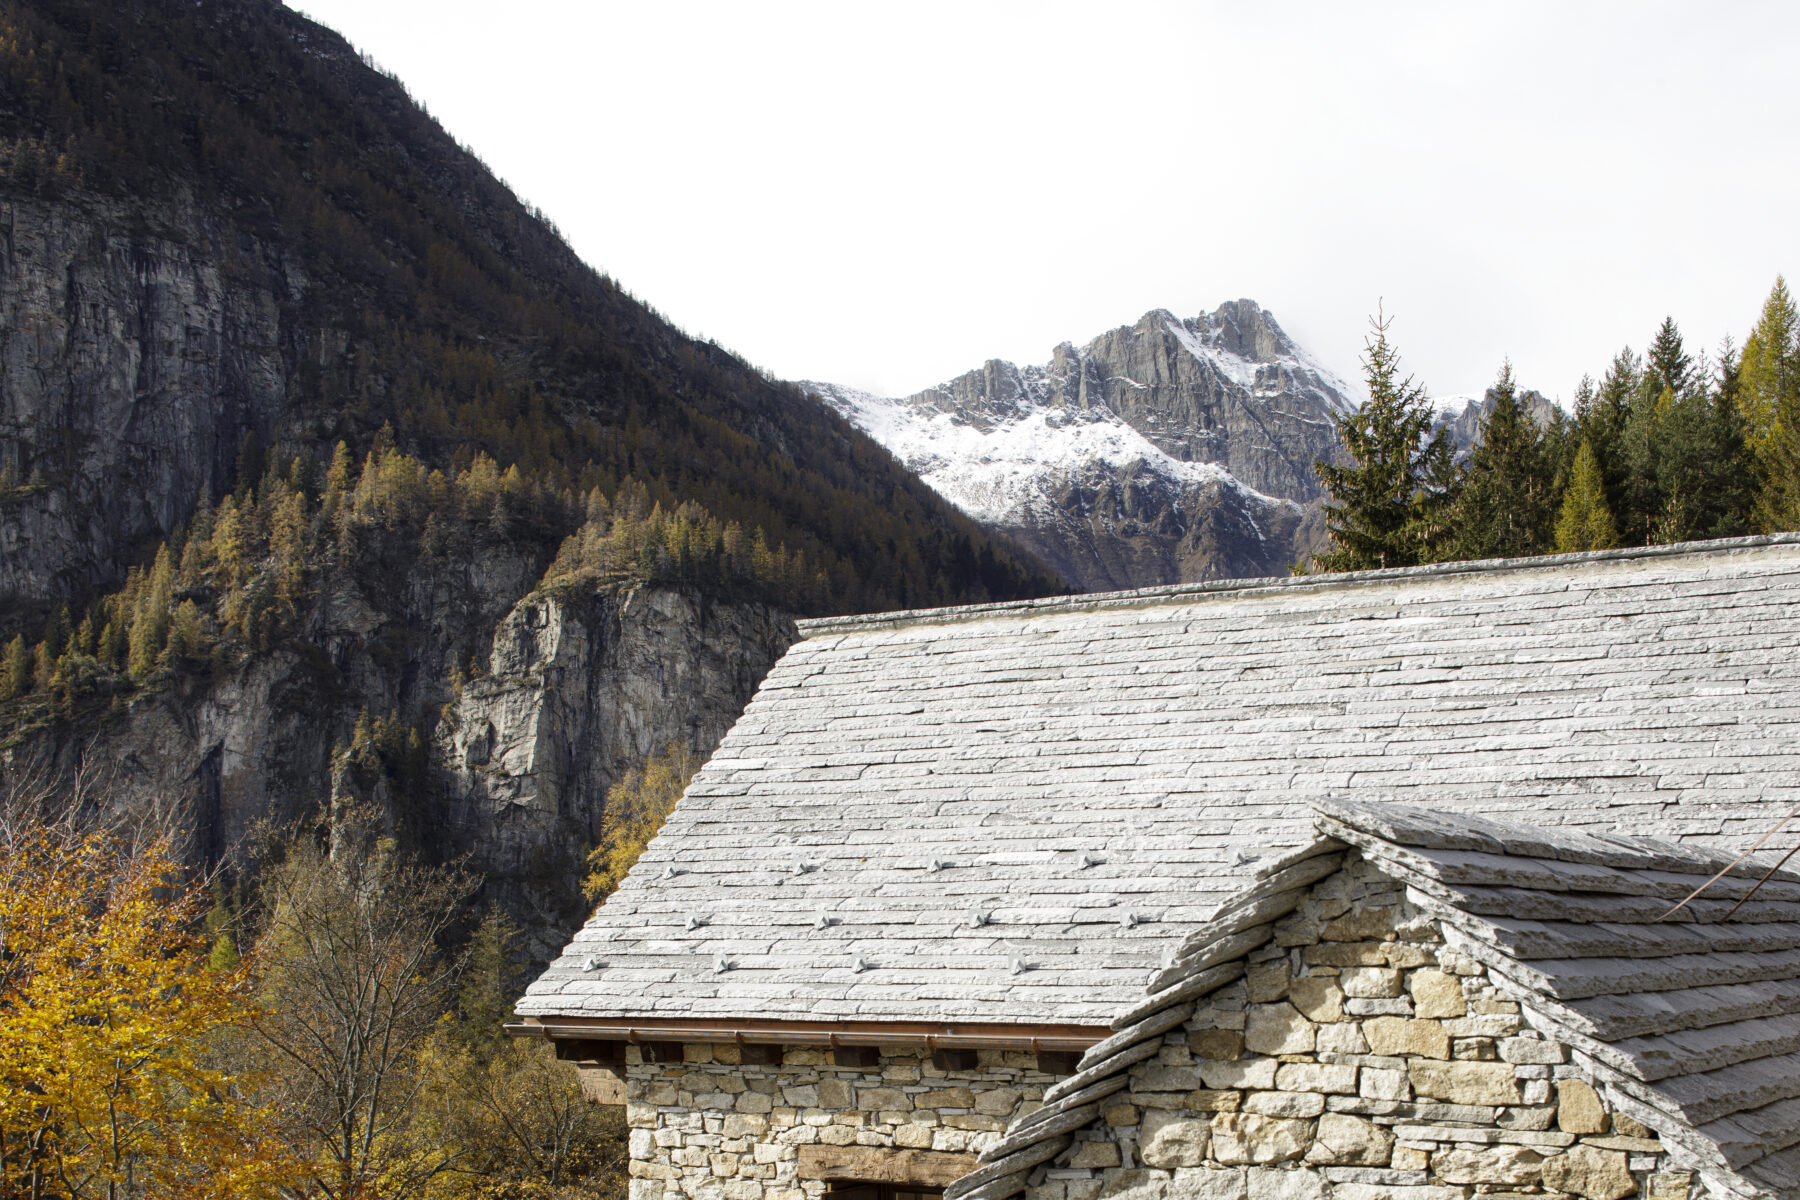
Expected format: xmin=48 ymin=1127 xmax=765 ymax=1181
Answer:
xmin=1719 ymin=840 xmax=1800 ymax=923
xmin=1657 ymin=802 xmax=1800 ymax=921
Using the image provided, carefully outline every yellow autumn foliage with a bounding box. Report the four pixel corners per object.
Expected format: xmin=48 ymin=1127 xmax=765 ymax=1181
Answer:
xmin=581 ymin=742 xmax=703 ymax=904
xmin=0 ymin=824 xmax=291 ymax=1199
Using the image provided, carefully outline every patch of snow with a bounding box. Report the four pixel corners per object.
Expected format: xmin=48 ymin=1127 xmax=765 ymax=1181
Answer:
xmin=807 ymin=381 xmax=1285 ymax=527
xmin=1428 ymin=392 xmax=1484 ymax=419
xmin=1164 ymin=317 xmax=1360 ymax=413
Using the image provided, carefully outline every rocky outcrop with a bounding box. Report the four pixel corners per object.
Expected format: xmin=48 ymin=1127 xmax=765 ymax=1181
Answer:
xmin=438 ymin=586 xmax=795 ymax=949
xmin=813 ymin=300 xmax=1356 ymax=592
xmin=7 ymin=574 xmax=794 ymax=952
xmin=0 ymin=189 xmax=306 ymax=614
xmin=990 ymin=462 xmax=1320 ymax=594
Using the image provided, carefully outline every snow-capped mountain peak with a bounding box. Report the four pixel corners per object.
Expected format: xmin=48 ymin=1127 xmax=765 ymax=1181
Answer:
xmin=809 ymin=300 xmax=1351 ymax=591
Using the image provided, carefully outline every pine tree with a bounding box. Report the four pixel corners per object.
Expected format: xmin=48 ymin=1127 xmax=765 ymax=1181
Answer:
xmin=1313 ymin=309 xmax=1455 ymax=571
xmin=1446 ymin=362 xmax=1555 ymax=560
xmin=1554 ymin=441 xmax=1620 ymax=553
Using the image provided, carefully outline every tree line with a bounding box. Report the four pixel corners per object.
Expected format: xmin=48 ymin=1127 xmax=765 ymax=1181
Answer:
xmin=1311 ymin=279 xmax=1799 ymax=571
xmin=0 ymin=433 xmax=856 ymax=723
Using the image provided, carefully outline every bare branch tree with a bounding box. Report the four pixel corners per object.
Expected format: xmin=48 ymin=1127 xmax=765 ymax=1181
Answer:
xmin=246 ymin=805 xmax=478 ymax=1200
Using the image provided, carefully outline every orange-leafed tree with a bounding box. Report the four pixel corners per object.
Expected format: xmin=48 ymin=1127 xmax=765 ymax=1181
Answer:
xmin=0 ymin=819 xmax=290 ymax=1199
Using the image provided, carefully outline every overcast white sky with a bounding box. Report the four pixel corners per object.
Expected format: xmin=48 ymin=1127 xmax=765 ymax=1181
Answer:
xmin=291 ymin=1 xmax=1800 ymax=405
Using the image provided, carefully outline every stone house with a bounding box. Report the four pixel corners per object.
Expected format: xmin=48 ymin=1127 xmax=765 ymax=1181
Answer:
xmin=513 ymin=536 xmax=1800 ymax=1200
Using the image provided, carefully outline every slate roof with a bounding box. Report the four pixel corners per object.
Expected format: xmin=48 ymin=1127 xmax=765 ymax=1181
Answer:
xmin=518 ymin=535 xmax=1800 ymax=1027
xmin=951 ymin=800 xmax=1800 ymax=1200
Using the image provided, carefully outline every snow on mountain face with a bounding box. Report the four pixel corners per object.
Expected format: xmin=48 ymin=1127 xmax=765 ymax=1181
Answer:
xmin=808 ymin=381 xmax=1256 ymax=528
xmin=808 ymin=300 xmax=1351 ymax=592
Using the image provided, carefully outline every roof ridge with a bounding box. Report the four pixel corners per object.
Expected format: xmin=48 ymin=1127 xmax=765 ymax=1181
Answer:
xmin=797 ymin=532 xmax=1800 ymax=636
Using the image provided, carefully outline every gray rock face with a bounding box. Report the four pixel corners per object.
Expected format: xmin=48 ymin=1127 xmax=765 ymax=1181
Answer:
xmin=0 ymin=190 xmax=303 ymax=611
xmin=9 ymin=575 xmax=794 ymax=954
xmin=438 ymin=586 xmax=795 ymax=948
xmin=990 ymin=461 xmax=1322 ymax=595
xmin=1432 ymin=388 xmax=1562 ymax=459
xmin=813 ymin=300 xmax=1356 ymax=592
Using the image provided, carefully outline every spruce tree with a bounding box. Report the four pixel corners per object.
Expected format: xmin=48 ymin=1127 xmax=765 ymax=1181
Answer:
xmin=1314 ymin=310 xmax=1455 ymax=571
xmin=1446 ymin=362 xmax=1555 ymax=560
xmin=1647 ymin=316 xmax=1693 ymax=399
xmin=1554 ymin=441 xmax=1620 ymax=552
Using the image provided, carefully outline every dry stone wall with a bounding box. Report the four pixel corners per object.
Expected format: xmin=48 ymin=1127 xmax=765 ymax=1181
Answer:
xmin=1036 ymin=860 xmax=1701 ymax=1200
xmin=624 ymin=1046 xmax=1061 ymax=1200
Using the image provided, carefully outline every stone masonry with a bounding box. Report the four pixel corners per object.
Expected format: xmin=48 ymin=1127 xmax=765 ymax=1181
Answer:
xmin=1029 ymin=859 xmax=1698 ymax=1200
xmin=625 ymin=1047 xmax=1064 ymax=1200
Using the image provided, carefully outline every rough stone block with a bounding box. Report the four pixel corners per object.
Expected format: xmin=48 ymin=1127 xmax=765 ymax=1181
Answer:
xmin=1320 ymin=907 xmax=1395 ymax=942
xmin=1246 ymin=962 xmax=1291 ymax=1003
xmin=1430 ymin=1145 xmax=1542 ymax=1186
xmin=1305 ymin=943 xmax=1387 ymax=967
xmin=1340 ymin=967 xmax=1402 ymax=999
xmin=1192 ymin=1030 xmax=1246 ymax=1060
xmin=1498 ymin=1038 xmax=1564 ymax=1066
xmin=737 ymin=1092 xmax=773 ymax=1114
xmin=1244 ymin=1166 xmax=1327 ymax=1200
xmin=1102 ymin=1103 xmax=1140 ymax=1127
xmin=1140 ymin=1117 xmax=1212 ymax=1168
xmin=1555 ymin=1080 xmax=1608 ymax=1135
xmin=1645 ymin=1172 xmax=1692 ymax=1200
xmin=1187 ymin=1090 xmax=1243 ymax=1113
xmin=1135 ymin=1066 xmax=1207 ymax=1093
xmin=919 ymin=1087 xmax=976 ymax=1108
xmin=1288 ymin=977 xmax=1345 ymax=1023
xmin=1200 ymin=1057 xmax=1278 ymax=1091
xmin=1242 ymin=1091 xmax=1325 ymax=1118
xmin=1304 ymin=1113 xmax=1393 ymax=1167
xmin=976 ymin=1088 xmax=1023 ymax=1116
xmin=1070 ymin=1140 xmax=1121 ymax=1169
xmin=1407 ymin=1061 xmax=1521 ymax=1106
xmin=1540 ymin=1145 xmax=1635 ymax=1200
xmin=1363 ymin=1018 xmax=1449 ymax=1061
xmin=1244 ymin=1004 xmax=1315 ymax=1056
xmin=1313 ymin=1023 xmax=1369 ymax=1054
xmin=1358 ymin=1067 xmax=1410 ymax=1102
xmin=723 ymin=1114 xmax=770 ymax=1137
xmin=1275 ymin=1062 xmax=1357 ymax=1095
xmin=1208 ymin=1114 xmax=1313 ymax=1165
xmin=1406 ymin=971 xmax=1465 ymax=1020
xmin=818 ymin=1080 xmax=853 ymax=1109
xmin=894 ymin=1124 xmax=935 ymax=1149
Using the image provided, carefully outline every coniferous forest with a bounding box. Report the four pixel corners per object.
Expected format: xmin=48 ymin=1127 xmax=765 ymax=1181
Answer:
xmin=1311 ymin=291 xmax=1796 ymax=573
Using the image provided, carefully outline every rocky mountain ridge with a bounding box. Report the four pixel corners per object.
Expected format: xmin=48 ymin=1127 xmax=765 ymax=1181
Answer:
xmin=811 ymin=300 xmax=1356 ymax=590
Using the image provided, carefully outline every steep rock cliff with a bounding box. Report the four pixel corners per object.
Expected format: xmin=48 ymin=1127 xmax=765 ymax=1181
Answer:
xmin=0 ymin=189 xmax=306 ymax=610
xmin=9 ymin=570 xmax=794 ymax=950
xmin=437 ymin=586 xmax=794 ymax=947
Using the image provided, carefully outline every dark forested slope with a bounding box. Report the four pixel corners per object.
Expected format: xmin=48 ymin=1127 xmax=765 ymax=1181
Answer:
xmin=0 ymin=0 xmax=1059 ymax=624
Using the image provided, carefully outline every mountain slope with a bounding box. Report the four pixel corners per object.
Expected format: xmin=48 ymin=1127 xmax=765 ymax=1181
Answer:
xmin=0 ymin=0 xmax=1061 ymax=622
xmin=811 ymin=301 xmax=1355 ymax=590
xmin=0 ymin=0 xmax=1068 ymax=947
